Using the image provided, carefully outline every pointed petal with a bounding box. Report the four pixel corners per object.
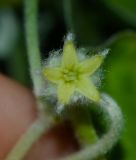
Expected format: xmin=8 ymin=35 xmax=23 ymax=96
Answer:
xmin=62 ymin=40 xmax=77 ymax=69
xmin=79 ymin=55 xmax=104 ymax=75
xmin=57 ymin=81 xmax=75 ymax=104
xmin=76 ymin=77 xmax=100 ymax=102
xmin=43 ymin=68 xmax=61 ymax=83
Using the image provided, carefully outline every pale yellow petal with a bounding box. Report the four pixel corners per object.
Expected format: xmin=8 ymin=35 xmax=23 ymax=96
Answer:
xmin=57 ymin=81 xmax=75 ymax=104
xmin=76 ymin=77 xmax=100 ymax=102
xmin=79 ymin=55 xmax=104 ymax=75
xmin=62 ymin=40 xmax=77 ymax=69
xmin=43 ymin=67 xmax=61 ymax=83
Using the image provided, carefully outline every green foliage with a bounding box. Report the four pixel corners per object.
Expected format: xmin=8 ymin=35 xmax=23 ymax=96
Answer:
xmin=103 ymin=31 xmax=136 ymax=160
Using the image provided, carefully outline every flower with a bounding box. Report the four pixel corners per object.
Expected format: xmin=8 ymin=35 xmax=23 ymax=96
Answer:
xmin=43 ymin=37 xmax=107 ymax=104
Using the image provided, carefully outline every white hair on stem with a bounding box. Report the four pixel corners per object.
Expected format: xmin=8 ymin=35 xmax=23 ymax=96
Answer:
xmin=60 ymin=93 xmax=124 ymax=160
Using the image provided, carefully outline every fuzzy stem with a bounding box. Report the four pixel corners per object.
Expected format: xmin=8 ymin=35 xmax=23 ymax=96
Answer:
xmin=24 ymin=0 xmax=43 ymax=96
xmin=5 ymin=1 xmax=54 ymax=159
xmin=5 ymin=111 xmax=53 ymax=160
xmin=61 ymin=93 xmax=124 ymax=160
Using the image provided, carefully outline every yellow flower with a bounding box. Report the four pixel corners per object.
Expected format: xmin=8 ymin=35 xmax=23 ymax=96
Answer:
xmin=43 ymin=39 xmax=106 ymax=104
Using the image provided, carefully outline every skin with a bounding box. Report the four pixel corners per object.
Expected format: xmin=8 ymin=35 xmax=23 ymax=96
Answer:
xmin=0 ymin=74 xmax=78 ymax=160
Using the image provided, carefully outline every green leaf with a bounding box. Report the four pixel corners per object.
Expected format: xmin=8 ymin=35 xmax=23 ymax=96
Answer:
xmin=103 ymin=31 xmax=136 ymax=160
xmin=103 ymin=0 xmax=136 ymax=27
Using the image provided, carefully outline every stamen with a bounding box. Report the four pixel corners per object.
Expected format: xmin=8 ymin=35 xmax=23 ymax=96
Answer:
xmin=62 ymin=69 xmax=79 ymax=82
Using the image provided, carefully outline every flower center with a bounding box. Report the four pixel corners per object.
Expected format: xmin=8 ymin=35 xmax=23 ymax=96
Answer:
xmin=62 ymin=69 xmax=79 ymax=83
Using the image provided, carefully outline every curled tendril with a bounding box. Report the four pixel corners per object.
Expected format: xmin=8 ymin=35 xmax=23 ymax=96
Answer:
xmin=60 ymin=93 xmax=124 ymax=160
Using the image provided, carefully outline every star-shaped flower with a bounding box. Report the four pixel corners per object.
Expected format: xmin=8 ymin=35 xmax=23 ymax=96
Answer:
xmin=43 ymin=39 xmax=106 ymax=104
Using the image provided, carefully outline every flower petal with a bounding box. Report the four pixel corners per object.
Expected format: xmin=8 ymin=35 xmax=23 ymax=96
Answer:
xmin=57 ymin=81 xmax=75 ymax=104
xmin=43 ymin=67 xmax=61 ymax=83
xmin=76 ymin=77 xmax=100 ymax=102
xmin=79 ymin=55 xmax=104 ymax=75
xmin=62 ymin=40 xmax=77 ymax=69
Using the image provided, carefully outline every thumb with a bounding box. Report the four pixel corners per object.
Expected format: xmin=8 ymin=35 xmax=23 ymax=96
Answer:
xmin=0 ymin=75 xmax=78 ymax=160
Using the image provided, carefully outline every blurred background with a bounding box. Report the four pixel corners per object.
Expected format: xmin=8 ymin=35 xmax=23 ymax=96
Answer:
xmin=0 ymin=0 xmax=136 ymax=160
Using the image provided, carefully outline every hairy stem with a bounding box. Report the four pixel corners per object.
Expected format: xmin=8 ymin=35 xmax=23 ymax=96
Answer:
xmin=5 ymin=1 xmax=54 ymax=160
xmin=25 ymin=0 xmax=44 ymax=96
xmin=5 ymin=107 xmax=53 ymax=160
xmin=61 ymin=93 xmax=124 ymax=160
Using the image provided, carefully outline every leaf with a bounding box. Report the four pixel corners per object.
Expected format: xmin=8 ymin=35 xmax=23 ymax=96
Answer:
xmin=103 ymin=31 xmax=136 ymax=160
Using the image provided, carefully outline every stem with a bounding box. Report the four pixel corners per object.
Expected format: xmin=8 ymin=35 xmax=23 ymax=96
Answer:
xmin=5 ymin=1 xmax=54 ymax=159
xmin=61 ymin=93 xmax=124 ymax=160
xmin=68 ymin=106 xmax=98 ymax=146
xmin=63 ymin=0 xmax=74 ymax=31
xmin=73 ymin=119 xmax=106 ymax=160
xmin=24 ymin=0 xmax=43 ymax=96
xmin=70 ymin=106 xmax=106 ymax=160
xmin=73 ymin=121 xmax=97 ymax=147
xmin=5 ymin=113 xmax=53 ymax=160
